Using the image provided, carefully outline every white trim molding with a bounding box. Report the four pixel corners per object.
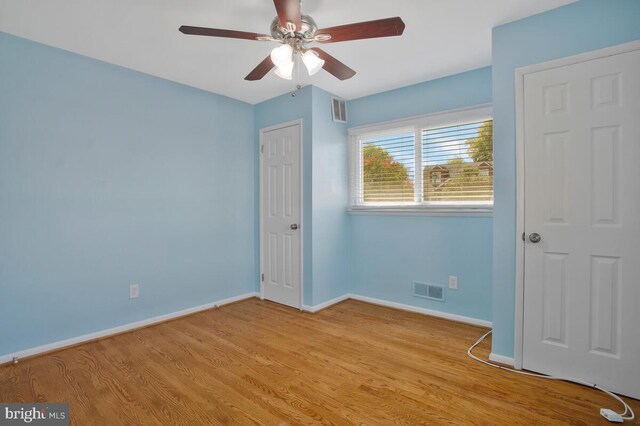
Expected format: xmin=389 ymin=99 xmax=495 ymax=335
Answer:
xmin=2 ymin=291 xmax=494 ymax=364
xmin=349 ymin=294 xmax=492 ymax=328
xmin=0 ymin=292 xmax=259 ymax=365
xmin=302 ymin=293 xmax=492 ymax=327
xmin=348 ymin=207 xmax=493 ymax=217
xmin=489 ymin=353 xmax=515 ymax=367
xmin=513 ymin=39 xmax=640 ymax=371
xmin=302 ymin=294 xmax=351 ymax=313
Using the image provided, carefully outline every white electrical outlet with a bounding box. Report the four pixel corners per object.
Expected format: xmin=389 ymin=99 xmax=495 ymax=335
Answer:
xmin=129 ymin=283 xmax=139 ymax=299
xmin=448 ymin=275 xmax=458 ymax=290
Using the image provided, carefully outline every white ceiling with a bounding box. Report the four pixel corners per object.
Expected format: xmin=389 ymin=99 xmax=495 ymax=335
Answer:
xmin=0 ymin=0 xmax=576 ymax=104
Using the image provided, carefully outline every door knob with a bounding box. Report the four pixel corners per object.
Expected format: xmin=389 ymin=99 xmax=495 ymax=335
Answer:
xmin=290 ymin=224 xmax=298 ymax=230
xmin=528 ymin=233 xmax=542 ymax=243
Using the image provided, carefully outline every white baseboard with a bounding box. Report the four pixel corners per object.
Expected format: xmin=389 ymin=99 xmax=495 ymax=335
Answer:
xmin=349 ymin=294 xmax=493 ymax=328
xmin=302 ymin=294 xmax=350 ymax=313
xmin=489 ymin=353 xmax=515 ymax=366
xmin=302 ymin=293 xmax=491 ymax=328
xmin=0 ymin=292 xmax=259 ymax=364
xmin=2 ymin=291 xmax=492 ymax=364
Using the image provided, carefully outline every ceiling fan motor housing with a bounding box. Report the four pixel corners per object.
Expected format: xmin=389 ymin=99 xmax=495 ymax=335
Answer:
xmin=270 ymin=15 xmax=318 ymax=40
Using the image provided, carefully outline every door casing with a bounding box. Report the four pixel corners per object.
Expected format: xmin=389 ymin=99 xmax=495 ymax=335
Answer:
xmin=259 ymin=119 xmax=304 ymax=309
xmin=513 ymin=40 xmax=640 ymax=369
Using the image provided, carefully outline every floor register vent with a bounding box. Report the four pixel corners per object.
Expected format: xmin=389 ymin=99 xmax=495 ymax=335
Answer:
xmin=413 ymin=282 xmax=445 ymax=302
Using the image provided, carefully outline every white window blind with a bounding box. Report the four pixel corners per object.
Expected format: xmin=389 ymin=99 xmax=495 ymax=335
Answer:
xmin=422 ymin=120 xmax=493 ymax=203
xmin=348 ymin=105 xmax=493 ymax=213
xmin=355 ymin=130 xmax=416 ymax=204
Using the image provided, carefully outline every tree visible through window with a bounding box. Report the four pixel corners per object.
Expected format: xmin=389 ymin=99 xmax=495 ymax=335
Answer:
xmin=361 ymin=132 xmax=415 ymax=203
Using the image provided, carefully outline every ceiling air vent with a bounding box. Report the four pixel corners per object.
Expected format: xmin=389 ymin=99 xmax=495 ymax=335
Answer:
xmin=332 ymin=97 xmax=347 ymax=123
xmin=413 ymin=282 xmax=445 ymax=302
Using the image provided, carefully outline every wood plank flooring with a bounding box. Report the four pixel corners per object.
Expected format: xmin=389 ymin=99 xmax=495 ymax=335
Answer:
xmin=1 ymin=298 xmax=638 ymax=425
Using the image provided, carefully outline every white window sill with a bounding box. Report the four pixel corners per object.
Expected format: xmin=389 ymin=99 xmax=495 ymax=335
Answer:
xmin=347 ymin=206 xmax=494 ymax=217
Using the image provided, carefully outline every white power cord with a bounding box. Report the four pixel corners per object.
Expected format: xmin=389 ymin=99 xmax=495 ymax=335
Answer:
xmin=467 ymin=330 xmax=635 ymax=423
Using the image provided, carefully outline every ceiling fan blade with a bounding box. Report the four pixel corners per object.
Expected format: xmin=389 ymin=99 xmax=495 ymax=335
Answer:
xmin=309 ymin=48 xmax=356 ymax=80
xmin=179 ymin=26 xmax=270 ymax=41
xmin=245 ymin=55 xmax=275 ymax=81
xmin=315 ymin=17 xmax=405 ymax=43
xmin=273 ymin=0 xmax=302 ymax=31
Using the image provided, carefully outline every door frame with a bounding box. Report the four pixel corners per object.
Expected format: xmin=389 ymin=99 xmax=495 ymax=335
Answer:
xmin=513 ymin=40 xmax=640 ymax=370
xmin=259 ymin=119 xmax=304 ymax=310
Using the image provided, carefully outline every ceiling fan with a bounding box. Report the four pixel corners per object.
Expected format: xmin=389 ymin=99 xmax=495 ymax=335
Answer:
xmin=179 ymin=0 xmax=405 ymax=81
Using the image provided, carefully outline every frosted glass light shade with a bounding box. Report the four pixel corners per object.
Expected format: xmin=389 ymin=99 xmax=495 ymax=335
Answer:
xmin=270 ymin=44 xmax=293 ymax=69
xmin=274 ymin=61 xmax=294 ymax=80
xmin=302 ymin=50 xmax=325 ymax=76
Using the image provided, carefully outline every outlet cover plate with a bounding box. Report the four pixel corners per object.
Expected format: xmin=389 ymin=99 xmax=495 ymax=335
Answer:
xmin=448 ymin=276 xmax=458 ymax=290
xmin=129 ymin=283 xmax=139 ymax=299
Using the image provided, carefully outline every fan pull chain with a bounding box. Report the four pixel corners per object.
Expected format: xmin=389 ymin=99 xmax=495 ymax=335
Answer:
xmin=291 ymin=51 xmax=301 ymax=97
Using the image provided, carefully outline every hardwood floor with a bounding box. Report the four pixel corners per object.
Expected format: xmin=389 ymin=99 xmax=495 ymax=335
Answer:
xmin=1 ymin=298 xmax=638 ymax=425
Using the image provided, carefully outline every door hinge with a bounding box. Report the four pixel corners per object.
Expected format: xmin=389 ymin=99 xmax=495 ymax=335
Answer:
xmin=261 ymin=273 xmax=264 ymax=282
xmin=261 ymin=145 xmax=264 ymax=154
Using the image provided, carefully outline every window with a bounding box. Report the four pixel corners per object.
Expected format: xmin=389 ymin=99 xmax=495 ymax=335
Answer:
xmin=349 ymin=105 xmax=493 ymax=214
xmin=357 ymin=129 xmax=416 ymax=204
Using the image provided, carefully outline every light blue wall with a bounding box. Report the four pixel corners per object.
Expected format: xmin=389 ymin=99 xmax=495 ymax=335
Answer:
xmin=491 ymin=0 xmax=640 ymax=357
xmin=253 ymin=86 xmax=314 ymax=305
xmin=348 ymin=67 xmax=492 ymax=127
xmin=253 ymin=85 xmax=350 ymax=307
xmin=0 ymin=33 xmax=255 ymax=356
xmin=350 ymin=216 xmax=493 ymax=320
xmin=347 ymin=67 xmax=493 ymax=322
xmin=311 ymin=86 xmax=349 ymax=305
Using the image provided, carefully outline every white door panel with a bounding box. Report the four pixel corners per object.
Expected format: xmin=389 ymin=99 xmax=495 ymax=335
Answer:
xmin=261 ymin=124 xmax=301 ymax=308
xmin=523 ymin=49 xmax=640 ymax=399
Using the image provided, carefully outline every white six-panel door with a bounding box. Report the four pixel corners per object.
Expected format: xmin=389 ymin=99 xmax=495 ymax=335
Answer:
xmin=261 ymin=123 xmax=301 ymax=309
xmin=522 ymin=48 xmax=640 ymax=398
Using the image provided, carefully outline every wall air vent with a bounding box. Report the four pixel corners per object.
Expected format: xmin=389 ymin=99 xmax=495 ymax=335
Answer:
xmin=413 ymin=282 xmax=445 ymax=302
xmin=331 ymin=97 xmax=347 ymax=123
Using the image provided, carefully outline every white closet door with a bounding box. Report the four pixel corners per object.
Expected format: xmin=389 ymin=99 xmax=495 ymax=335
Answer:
xmin=523 ymin=48 xmax=640 ymax=399
xmin=261 ymin=123 xmax=301 ymax=309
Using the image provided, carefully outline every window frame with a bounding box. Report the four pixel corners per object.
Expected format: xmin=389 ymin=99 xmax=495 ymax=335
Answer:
xmin=348 ymin=104 xmax=493 ymax=216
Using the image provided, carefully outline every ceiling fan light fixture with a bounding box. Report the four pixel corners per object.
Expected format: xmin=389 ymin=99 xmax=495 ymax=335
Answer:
xmin=270 ymin=44 xmax=293 ymax=69
xmin=302 ymin=50 xmax=324 ymax=76
xmin=274 ymin=61 xmax=294 ymax=80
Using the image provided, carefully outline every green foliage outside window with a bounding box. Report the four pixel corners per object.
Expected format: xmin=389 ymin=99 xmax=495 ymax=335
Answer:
xmin=362 ymin=143 xmax=413 ymax=202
